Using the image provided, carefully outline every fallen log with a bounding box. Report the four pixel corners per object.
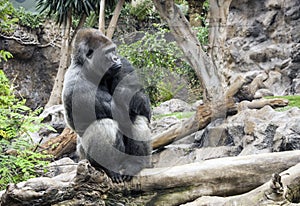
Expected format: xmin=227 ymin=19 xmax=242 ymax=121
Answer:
xmin=38 ymin=127 xmax=77 ymax=158
xmin=129 ymin=150 xmax=300 ymax=205
xmin=1 ymin=151 xmax=299 ymax=205
xmin=0 ymin=151 xmax=300 ymax=206
xmin=151 ymin=98 xmax=289 ymax=149
xmin=181 ymin=162 xmax=300 ymax=206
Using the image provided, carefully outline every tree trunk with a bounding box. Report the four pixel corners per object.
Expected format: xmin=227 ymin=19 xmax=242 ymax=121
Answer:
xmin=44 ymin=9 xmax=72 ymax=109
xmin=208 ymin=0 xmax=232 ymax=76
xmin=152 ymin=0 xmax=225 ymax=104
xmin=98 ymin=0 xmax=106 ymax=33
xmin=106 ymin=0 xmax=125 ymax=39
xmin=1 ymin=151 xmax=300 ymax=206
xmin=182 ymin=162 xmax=300 ymax=206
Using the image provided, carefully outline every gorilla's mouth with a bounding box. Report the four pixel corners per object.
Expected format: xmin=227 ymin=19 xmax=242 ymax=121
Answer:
xmin=110 ymin=62 xmax=122 ymax=70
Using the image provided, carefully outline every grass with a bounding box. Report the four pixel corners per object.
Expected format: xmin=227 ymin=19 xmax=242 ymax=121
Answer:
xmin=265 ymin=95 xmax=300 ymax=111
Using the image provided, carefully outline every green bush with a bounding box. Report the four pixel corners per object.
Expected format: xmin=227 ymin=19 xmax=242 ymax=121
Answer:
xmin=118 ymin=28 xmax=200 ymax=105
xmin=13 ymin=7 xmax=44 ymax=29
xmin=129 ymin=0 xmax=158 ymax=21
xmin=0 ymin=70 xmax=51 ymax=190
xmin=0 ymin=0 xmax=18 ymax=33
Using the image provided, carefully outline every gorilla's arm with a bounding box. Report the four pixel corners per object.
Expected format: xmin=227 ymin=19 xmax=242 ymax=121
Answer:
xmin=95 ymin=86 xmax=113 ymax=120
xmin=129 ymin=91 xmax=151 ymax=123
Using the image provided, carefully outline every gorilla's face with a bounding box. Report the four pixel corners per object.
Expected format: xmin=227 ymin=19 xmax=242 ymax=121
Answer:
xmin=73 ymin=29 xmax=122 ymax=77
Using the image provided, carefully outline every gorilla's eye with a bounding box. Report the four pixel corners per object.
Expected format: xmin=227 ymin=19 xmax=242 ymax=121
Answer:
xmin=86 ymin=49 xmax=94 ymax=58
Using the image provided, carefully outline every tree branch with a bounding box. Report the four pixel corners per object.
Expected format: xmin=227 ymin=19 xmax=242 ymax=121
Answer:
xmin=106 ymin=0 xmax=125 ymax=39
xmin=152 ymin=0 xmax=225 ymax=103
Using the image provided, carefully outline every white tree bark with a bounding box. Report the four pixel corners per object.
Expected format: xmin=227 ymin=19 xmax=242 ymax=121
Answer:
xmin=182 ymin=162 xmax=300 ymax=206
xmin=152 ymin=0 xmax=225 ymax=104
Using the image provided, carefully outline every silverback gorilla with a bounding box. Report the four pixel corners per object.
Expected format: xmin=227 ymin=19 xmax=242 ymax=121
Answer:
xmin=62 ymin=28 xmax=152 ymax=183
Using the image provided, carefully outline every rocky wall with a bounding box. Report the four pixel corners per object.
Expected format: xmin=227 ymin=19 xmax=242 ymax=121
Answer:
xmin=223 ymin=0 xmax=300 ymax=100
xmin=0 ymin=22 xmax=61 ymax=109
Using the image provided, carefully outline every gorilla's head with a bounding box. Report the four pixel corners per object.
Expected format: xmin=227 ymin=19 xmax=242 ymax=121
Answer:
xmin=72 ymin=28 xmax=122 ymax=77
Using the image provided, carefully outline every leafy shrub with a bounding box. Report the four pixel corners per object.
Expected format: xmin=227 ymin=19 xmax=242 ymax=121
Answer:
xmin=0 ymin=0 xmax=18 ymax=33
xmin=129 ymin=0 xmax=158 ymax=21
xmin=194 ymin=25 xmax=209 ymax=46
xmin=0 ymin=70 xmax=51 ymax=190
xmin=0 ymin=50 xmax=13 ymax=62
xmin=13 ymin=7 xmax=44 ymax=29
xmin=118 ymin=28 xmax=200 ymax=105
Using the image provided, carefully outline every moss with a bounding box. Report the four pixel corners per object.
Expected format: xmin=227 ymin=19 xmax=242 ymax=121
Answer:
xmin=265 ymin=95 xmax=300 ymax=111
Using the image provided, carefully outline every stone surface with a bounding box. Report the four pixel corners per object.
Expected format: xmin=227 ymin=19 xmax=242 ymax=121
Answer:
xmin=152 ymin=98 xmax=193 ymax=115
xmin=151 ymin=99 xmax=300 ymax=168
xmin=0 ymin=24 xmax=61 ymax=109
xmin=223 ymin=0 xmax=300 ymax=100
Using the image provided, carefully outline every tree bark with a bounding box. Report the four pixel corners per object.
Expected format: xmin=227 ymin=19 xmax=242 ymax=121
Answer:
xmin=208 ymin=0 xmax=232 ymax=74
xmin=1 ymin=151 xmax=300 ymax=205
xmin=106 ymin=0 xmax=125 ymax=39
xmin=44 ymin=9 xmax=72 ymax=108
xmin=153 ymin=0 xmax=225 ymax=104
xmin=98 ymin=0 xmax=106 ymax=33
xmin=181 ymin=162 xmax=300 ymax=206
xmin=38 ymin=128 xmax=77 ymax=159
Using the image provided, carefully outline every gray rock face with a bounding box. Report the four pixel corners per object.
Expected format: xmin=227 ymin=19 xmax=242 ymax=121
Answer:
xmin=0 ymin=24 xmax=61 ymax=109
xmin=152 ymin=99 xmax=300 ymax=167
xmin=224 ymin=0 xmax=300 ymax=99
xmin=152 ymin=98 xmax=193 ymax=115
xmin=197 ymin=106 xmax=300 ymax=156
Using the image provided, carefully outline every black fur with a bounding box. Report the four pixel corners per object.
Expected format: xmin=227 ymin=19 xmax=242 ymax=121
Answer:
xmin=62 ymin=28 xmax=152 ymax=183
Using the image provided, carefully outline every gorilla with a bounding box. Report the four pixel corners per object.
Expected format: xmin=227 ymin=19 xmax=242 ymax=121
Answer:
xmin=62 ymin=28 xmax=152 ymax=183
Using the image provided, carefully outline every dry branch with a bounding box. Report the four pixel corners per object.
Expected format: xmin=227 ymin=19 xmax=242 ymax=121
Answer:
xmin=38 ymin=127 xmax=77 ymax=158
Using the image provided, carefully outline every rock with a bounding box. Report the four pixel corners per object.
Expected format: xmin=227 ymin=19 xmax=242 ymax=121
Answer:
xmin=31 ymin=104 xmax=66 ymax=144
xmin=273 ymin=108 xmax=300 ymax=151
xmin=46 ymin=157 xmax=77 ymax=180
xmin=152 ymin=145 xmax=242 ymax=168
xmin=191 ymin=105 xmax=300 ymax=156
xmin=3 ymin=40 xmax=35 ymax=59
xmin=291 ymin=79 xmax=300 ymax=94
xmin=151 ymin=116 xmax=181 ymax=136
xmin=0 ymin=23 xmax=61 ymax=109
xmin=263 ymin=71 xmax=291 ymax=96
xmin=224 ymin=0 xmax=300 ymax=100
xmin=152 ymin=99 xmax=193 ymax=115
xmin=194 ymin=118 xmax=232 ymax=148
xmin=254 ymin=88 xmax=274 ymax=99
xmin=229 ymin=106 xmax=300 ymax=155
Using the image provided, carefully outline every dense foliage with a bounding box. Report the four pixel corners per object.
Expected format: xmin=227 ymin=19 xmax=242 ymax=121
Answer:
xmin=0 ymin=70 xmax=51 ymax=190
xmin=118 ymin=27 xmax=200 ymax=104
xmin=0 ymin=0 xmax=18 ymax=34
xmin=37 ymin=0 xmax=98 ymax=25
xmin=0 ymin=0 xmax=16 ymax=62
xmin=13 ymin=7 xmax=45 ymax=29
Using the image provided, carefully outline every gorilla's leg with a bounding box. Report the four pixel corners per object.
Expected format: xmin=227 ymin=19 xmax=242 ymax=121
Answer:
xmin=120 ymin=115 xmax=152 ymax=181
xmin=79 ymin=119 xmax=126 ymax=183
